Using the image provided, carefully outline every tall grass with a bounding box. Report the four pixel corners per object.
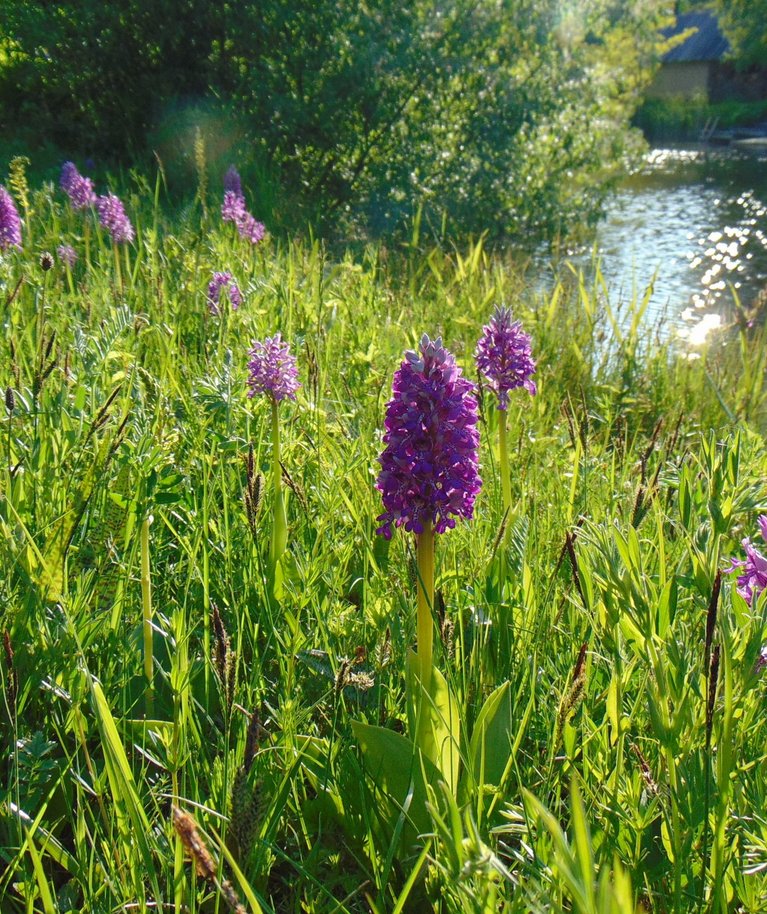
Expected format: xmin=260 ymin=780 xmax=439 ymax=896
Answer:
xmin=1 ymin=166 xmax=767 ymax=913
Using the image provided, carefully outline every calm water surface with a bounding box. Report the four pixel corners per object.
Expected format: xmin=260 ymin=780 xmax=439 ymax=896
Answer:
xmin=585 ymin=148 xmax=767 ymax=343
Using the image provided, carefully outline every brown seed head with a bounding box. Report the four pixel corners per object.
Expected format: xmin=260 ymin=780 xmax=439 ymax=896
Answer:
xmin=172 ymin=805 xmax=217 ymax=881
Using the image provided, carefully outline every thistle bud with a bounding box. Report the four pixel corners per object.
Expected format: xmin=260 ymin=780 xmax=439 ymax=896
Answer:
xmin=40 ymin=251 xmax=54 ymax=272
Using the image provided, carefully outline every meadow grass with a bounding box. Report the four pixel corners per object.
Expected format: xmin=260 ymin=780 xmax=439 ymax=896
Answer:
xmin=1 ymin=168 xmax=767 ymax=913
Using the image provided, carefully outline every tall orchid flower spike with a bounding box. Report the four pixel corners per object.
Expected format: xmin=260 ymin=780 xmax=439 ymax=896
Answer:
xmin=377 ymin=333 xmax=481 ymax=691
xmin=247 ymin=334 xmax=300 ymax=591
xmin=475 ymin=306 xmax=536 ymax=549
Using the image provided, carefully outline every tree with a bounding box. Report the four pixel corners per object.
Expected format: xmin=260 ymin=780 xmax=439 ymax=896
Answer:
xmin=715 ymin=0 xmax=767 ymax=67
xmin=0 ymin=0 xmax=672 ymax=242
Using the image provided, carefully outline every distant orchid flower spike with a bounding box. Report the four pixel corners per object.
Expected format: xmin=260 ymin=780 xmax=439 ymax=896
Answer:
xmin=0 ymin=186 xmax=22 ymax=250
xmin=727 ymin=515 xmax=767 ymax=604
xmin=207 ymin=271 xmax=242 ymax=315
xmin=57 ymin=244 xmax=77 ymax=268
xmin=475 ymin=305 xmax=536 ymax=561
xmin=247 ymin=333 xmax=301 ymax=404
xmin=60 ymin=162 xmax=97 ymax=210
xmin=247 ymin=333 xmax=301 ymax=595
xmin=475 ymin=305 xmax=537 ymax=411
xmin=96 ymin=193 xmax=134 ymax=243
xmin=223 ymin=165 xmax=243 ymax=198
xmin=376 ymin=333 xmax=481 ymax=693
xmin=222 ymin=191 xmax=247 ymax=224
xmin=220 ymin=165 xmax=266 ymax=245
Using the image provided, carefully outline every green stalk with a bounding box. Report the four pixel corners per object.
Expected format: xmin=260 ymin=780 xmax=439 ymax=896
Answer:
xmin=647 ymin=637 xmax=682 ymax=911
xmin=711 ymin=639 xmax=733 ymax=912
xmin=497 ymin=408 xmax=513 ymax=597
xmin=141 ymin=513 xmax=154 ymax=718
xmin=113 ymin=242 xmax=122 ymax=292
xmin=498 ymin=407 xmax=512 ymax=526
xmin=416 ymin=520 xmax=435 ymax=695
xmin=269 ymin=400 xmax=287 ymax=578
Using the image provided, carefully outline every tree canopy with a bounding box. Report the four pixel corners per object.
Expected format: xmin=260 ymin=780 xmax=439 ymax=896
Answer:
xmin=0 ymin=0 xmax=672 ymax=241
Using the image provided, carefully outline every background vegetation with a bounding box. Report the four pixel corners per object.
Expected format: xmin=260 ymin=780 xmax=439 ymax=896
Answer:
xmin=0 ymin=0 xmax=671 ymax=242
xmin=634 ymin=95 xmax=767 ymax=143
xmin=1 ymin=161 xmax=767 ymax=913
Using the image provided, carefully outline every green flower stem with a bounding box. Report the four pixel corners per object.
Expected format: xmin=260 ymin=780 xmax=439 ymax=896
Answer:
xmin=498 ymin=408 xmax=512 ymax=530
xmin=113 ymin=242 xmax=123 ymax=292
xmin=269 ymin=399 xmax=287 ymax=574
xmin=416 ymin=520 xmax=435 ymax=695
xmin=141 ymin=513 xmax=154 ymax=718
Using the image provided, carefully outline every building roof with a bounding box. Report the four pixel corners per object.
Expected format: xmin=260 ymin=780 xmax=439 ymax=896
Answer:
xmin=663 ymin=10 xmax=730 ymax=63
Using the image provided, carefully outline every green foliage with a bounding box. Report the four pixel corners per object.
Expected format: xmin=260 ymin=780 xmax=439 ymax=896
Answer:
xmin=0 ymin=0 xmax=670 ymax=242
xmin=2 ymin=170 xmax=767 ymax=912
xmin=635 ymin=93 xmax=767 ymax=142
xmin=715 ymin=0 xmax=767 ymax=67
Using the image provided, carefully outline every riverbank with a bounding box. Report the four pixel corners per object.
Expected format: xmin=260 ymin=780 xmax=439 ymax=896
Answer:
xmin=634 ymin=96 xmax=767 ymax=146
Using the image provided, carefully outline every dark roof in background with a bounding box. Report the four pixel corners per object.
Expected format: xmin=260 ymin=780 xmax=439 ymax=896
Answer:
xmin=662 ymin=10 xmax=730 ymax=63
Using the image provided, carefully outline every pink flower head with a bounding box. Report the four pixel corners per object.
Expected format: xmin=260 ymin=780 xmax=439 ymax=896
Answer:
xmin=247 ymin=333 xmax=301 ymax=403
xmin=376 ymin=334 xmax=482 ymax=539
xmin=728 ymin=515 xmax=767 ymax=604
xmin=96 ymin=193 xmax=134 ymax=243
xmin=236 ymin=211 xmax=266 ymax=245
xmin=0 ymin=186 xmax=22 ymax=250
xmin=222 ymin=190 xmax=247 ymax=224
xmin=207 ymin=271 xmax=242 ymax=315
xmin=57 ymin=243 xmax=77 ymax=268
xmin=60 ymin=162 xmax=97 ymax=210
xmin=475 ymin=305 xmax=537 ymax=410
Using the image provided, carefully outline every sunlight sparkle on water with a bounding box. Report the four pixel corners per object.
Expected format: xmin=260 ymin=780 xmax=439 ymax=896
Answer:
xmin=589 ymin=148 xmax=767 ymax=345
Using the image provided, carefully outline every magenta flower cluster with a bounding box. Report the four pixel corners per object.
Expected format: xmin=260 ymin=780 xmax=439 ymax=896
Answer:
xmin=96 ymin=193 xmax=135 ymax=244
xmin=220 ymin=166 xmax=265 ymax=245
xmin=60 ymin=162 xmax=97 ymax=210
xmin=60 ymin=161 xmax=134 ymax=244
xmin=475 ymin=305 xmax=537 ymax=410
xmin=223 ymin=165 xmax=243 ymax=198
xmin=207 ymin=271 xmax=242 ymax=315
xmin=0 ymin=186 xmax=22 ymax=251
xmin=247 ymin=333 xmax=301 ymax=403
xmin=222 ymin=190 xmax=246 ymax=224
xmin=376 ymin=334 xmax=482 ymax=539
xmin=57 ymin=244 xmax=77 ymax=268
xmin=728 ymin=515 xmax=767 ymax=604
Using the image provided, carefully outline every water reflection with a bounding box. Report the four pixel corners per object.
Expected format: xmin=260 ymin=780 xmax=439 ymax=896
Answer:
xmin=593 ymin=147 xmax=767 ymax=345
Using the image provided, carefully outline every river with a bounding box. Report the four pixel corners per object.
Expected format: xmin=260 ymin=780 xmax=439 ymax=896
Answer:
xmin=581 ymin=147 xmax=767 ymax=344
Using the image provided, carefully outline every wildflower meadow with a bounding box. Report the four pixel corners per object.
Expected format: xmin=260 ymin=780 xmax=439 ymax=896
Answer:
xmin=1 ymin=158 xmax=767 ymax=914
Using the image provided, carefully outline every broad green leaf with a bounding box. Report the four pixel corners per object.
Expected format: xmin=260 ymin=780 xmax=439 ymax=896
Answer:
xmin=90 ymin=679 xmax=160 ymax=902
xmin=405 ymin=654 xmax=460 ymax=794
xmin=351 ymin=721 xmax=439 ymax=839
xmin=468 ymin=681 xmax=513 ymax=790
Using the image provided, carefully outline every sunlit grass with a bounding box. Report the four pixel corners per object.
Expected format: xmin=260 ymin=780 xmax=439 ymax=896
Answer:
xmin=1 ymin=166 xmax=767 ymax=913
